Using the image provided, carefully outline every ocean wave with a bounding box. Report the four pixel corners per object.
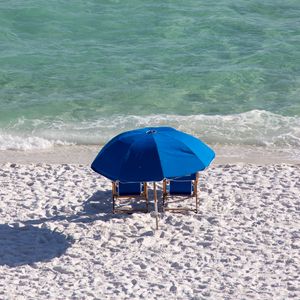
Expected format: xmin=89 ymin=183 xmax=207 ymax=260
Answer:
xmin=0 ymin=134 xmax=73 ymax=151
xmin=1 ymin=110 xmax=300 ymax=150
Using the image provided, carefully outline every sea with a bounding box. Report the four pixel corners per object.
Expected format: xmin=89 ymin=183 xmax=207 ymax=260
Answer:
xmin=0 ymin=0 xmax=300 ymax=154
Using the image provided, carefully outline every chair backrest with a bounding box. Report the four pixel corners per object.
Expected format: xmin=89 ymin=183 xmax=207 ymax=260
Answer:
xmin=169 ymin=173 xmax=198 ymax=195
xmin=169 ymin=180 xmax=193 ymax=195
xmin=117 ymin=182 xmax=142 ymax=196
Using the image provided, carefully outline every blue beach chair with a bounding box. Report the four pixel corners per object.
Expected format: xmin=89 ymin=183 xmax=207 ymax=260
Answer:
xmin=112 ymin=182 xmax=149 ymax=213
xmin=162 ymin=173 xmax=199 ymax=213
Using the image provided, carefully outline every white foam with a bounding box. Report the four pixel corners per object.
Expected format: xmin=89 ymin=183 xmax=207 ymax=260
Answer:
xmin=1 ymin=110 xmax=300 ymax=150
xmin=88 ymin=110 xmax=300 ymax=148
xmin=0 ymin=134 xmax=72 ymax=151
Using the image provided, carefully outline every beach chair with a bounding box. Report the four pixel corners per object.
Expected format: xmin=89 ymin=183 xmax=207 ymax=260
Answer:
xmin=112 ymin=181 xmax=149 ymax=213
xmin=162 ymin=173 xmax=199 ymax=213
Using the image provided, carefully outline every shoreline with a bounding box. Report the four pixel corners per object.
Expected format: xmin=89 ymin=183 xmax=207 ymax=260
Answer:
xmin=0 ymin=144 xmax=299 ymax=165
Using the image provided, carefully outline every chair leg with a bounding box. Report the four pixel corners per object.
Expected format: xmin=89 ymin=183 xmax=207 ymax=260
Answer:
xmin=162 ymin=194 xmax=166 ymax=212
xmin=146 ymin=197 xmax=149 ymax=212
xmin=195 ymin=194 xmax=198 ymax=214
xmin=112 ymin=196 xmax=116 ymax=214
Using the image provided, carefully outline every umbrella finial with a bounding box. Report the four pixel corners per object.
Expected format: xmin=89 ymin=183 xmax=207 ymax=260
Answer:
xmin=146 ymin=129 xmax=157 ymax=135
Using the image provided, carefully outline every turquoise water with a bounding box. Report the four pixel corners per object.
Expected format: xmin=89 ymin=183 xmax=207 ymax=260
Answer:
xmin=0 ymin=0 xmax=300 ymax=149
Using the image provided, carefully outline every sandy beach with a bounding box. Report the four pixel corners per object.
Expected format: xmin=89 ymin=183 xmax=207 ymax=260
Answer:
xmin=0 ymin=148 xmax=299 ymax=299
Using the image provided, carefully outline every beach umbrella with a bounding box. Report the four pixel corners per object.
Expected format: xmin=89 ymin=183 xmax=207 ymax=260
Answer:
xmin=91 ymin=127 xmax=215 ymax=229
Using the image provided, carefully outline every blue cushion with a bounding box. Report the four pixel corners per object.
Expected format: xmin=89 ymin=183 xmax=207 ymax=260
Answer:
xmin=169 ymin=180 xmax=193 ymax=195
xmin=118 ymin=182 xmax=142 ymax=196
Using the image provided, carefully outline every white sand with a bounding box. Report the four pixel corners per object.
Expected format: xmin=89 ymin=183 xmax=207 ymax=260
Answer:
xmin=0 ymin=162 xmax=299 ymax=299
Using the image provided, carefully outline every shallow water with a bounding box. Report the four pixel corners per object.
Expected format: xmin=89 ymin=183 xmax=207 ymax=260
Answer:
xmin=0 ymin=0 xmax=300 ymax=150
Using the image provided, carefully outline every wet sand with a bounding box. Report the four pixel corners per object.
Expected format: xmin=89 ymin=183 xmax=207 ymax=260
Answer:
xmin=0 ymin=144 xmax=299 ymax=165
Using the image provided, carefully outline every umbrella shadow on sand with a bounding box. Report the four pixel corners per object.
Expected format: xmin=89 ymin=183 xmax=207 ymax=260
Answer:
xmin=1 ymin=190 xmax=125 ymax=267
xmin=0 ymin=224 xmax=72 ymax=267
xmin=3 ymin=189 xmax=165 ymax=267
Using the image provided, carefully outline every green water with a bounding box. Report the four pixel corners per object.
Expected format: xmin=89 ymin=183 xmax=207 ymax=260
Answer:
xmin=0 ymin=0 xmax=300 ymax=149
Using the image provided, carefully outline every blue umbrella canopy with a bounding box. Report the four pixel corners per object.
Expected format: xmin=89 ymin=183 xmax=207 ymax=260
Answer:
xmin=91 ymin=127 xmax=215 ymax=182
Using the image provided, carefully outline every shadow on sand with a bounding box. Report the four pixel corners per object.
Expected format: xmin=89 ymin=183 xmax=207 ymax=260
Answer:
xmin=0 ymin=190 xmax=115 ymax=267
xmin=1 ymin=189 xmax=153 ymax=267
xmin=0 ymin=224 xmax=72 ymax=267
xmin=22 ymin=188 xmax=155 ymax=227
xmin=22 ymin=190 xmax=132 ymax=227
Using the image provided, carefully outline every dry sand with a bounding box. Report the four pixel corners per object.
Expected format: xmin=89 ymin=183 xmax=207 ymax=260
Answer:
xmin=0 ymin=158 xmax=299 ymax=299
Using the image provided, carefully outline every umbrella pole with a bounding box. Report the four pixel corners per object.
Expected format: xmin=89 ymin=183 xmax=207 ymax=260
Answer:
xmin=153 ymin=182 xmax=159 ymax=230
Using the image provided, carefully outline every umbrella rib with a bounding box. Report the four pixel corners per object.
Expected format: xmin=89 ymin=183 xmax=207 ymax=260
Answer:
xmin=151 ymin=135 xmax=165 ymax=180
xmin=162 ymin=133 xmax=209 ymax=170
xmin=117 ymin=140 xmax=137 ymax=181
xmin=117 ymin=134 xmax=164 ymax=182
